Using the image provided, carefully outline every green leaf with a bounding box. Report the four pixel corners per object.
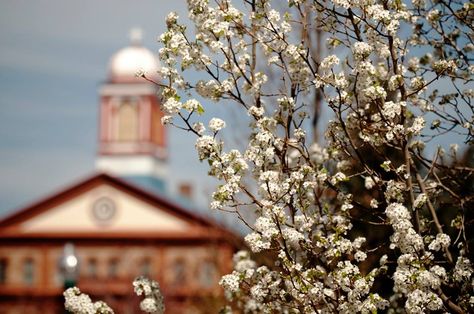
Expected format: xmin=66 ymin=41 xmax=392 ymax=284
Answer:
xmin=197 ymin=104 xmax=205 ymax=115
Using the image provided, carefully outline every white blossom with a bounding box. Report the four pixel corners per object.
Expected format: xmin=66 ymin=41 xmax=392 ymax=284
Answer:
xmin=208 ymin=117 xmax=226 ymax=132
xmin=413 ymin=193 xmax=427 ymax=209
xmin=64 ymin=287 xmax=114 ymax=314
xmin=133 ymin=277 xmax=165 ymax=314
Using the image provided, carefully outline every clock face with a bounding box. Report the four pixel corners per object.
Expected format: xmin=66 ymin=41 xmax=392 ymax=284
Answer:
xmin=91 ymin=197 xmax=116 ymax=224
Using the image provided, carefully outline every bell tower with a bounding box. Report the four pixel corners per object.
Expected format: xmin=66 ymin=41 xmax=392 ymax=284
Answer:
xmin=96 ymin=29 xmax=167 ymax=191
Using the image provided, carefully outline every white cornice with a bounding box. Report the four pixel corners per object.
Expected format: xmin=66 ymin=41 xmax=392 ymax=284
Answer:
xmin=99 ymin=83 xmax=158 ymax=96
xmin=96 ymin=155 xmax=167 ymax=178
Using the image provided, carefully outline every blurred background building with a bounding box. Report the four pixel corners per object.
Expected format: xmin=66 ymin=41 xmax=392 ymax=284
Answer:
xmin=0 ymin=33 xmax=240 ymax=314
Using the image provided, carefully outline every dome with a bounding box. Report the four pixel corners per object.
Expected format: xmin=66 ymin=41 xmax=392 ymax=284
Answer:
xmin=108 ymin=29 xmax=160 ymax=83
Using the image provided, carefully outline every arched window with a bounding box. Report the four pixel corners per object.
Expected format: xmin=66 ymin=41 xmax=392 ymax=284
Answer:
xmin=140 ymin=258 xmax=152 ymax=277
xmin=23 ymin=258 xmax=34 ymax=286
xmin=117 ymin=101 xmax=138 ymax=141
xmin=108 ymin=258 xmax=119 ymax=279
xmin=198 ymin=260 xmax=217 ymax=288
xmin=0 ymin=258 xmax=7 ymax=284
xmin=173 ymin=259 xmax=186 ymax=285
xmin=87 ymin=258 xmax=98 ymax=279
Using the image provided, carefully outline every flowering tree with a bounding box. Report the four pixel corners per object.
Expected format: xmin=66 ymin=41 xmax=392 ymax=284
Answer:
xmin=65 ymin=0 xmax=474 ymax=313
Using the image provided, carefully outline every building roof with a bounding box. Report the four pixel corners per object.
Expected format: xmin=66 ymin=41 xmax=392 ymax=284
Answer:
xmin=0 ymin=173 xmax=241 ymax=243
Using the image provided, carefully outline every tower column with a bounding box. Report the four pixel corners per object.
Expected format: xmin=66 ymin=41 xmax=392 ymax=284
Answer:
xmin=96 ymin=30 xmax=167 ymax=193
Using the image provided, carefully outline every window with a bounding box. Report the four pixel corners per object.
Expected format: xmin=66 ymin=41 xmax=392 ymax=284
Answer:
xmin=87 ymin=258 xmax=98 ymax=279
xmin=108 ymin=258 xmax=119 ymax=279
xmin=23 ymin=258 xmax=34 ymax=286
xmin=117 ymin=101 xmax=138 ymax=141
xmin=199 ymin=261 xmax=217 ymax=288
xmin=0 ymin=258 xmax=7 ymax=284
xmin=140 ymin=258 xmax=151 ymax=277
xmin=173 ymin=259 xmax=186 ymax=285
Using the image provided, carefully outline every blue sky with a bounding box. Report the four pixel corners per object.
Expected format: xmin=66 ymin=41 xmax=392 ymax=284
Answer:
xmin=0 ymin=0 xmax=223 ymax=216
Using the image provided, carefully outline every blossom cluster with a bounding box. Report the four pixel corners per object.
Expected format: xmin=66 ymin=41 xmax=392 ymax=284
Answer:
xmin=63 ymin=277 xmax=164 ymax=314
xmin=64 ymin=287 xmax=114 ymax=314
xmin=133 ymin=276 xmax=165 ymax=314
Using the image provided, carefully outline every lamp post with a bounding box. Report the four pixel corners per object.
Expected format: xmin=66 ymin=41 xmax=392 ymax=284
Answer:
xmin=60 ymin=242 xmax=79 ymax=290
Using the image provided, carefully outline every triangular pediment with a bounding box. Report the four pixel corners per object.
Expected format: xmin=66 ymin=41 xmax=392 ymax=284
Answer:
xmin=0 ymin=174 xmax=217 ymax=237
xmin=20 ymin=184 xmax=191 ymax=233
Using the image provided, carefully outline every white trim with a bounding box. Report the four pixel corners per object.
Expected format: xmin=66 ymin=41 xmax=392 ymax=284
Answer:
xmin=99 ymin=142 xmax=166 ymax=158
xmin=139 ymin=97 xmax=147 ymax=140
xmin=110 ymin=97 xmax=120 ymax=140
xmin=100 ymin=98 xmax=106 ymax=140
xmin=96 ymin=155 xmax=167 ymax=178
xmin=100 ymin=83 xmax=158 ymax=96
xmin=144 ymin=97 xmax=151 ymax=141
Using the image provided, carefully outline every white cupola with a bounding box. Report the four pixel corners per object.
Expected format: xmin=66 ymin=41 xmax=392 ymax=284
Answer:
xmin=108 ymin=28 xmax=160 ymax=83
